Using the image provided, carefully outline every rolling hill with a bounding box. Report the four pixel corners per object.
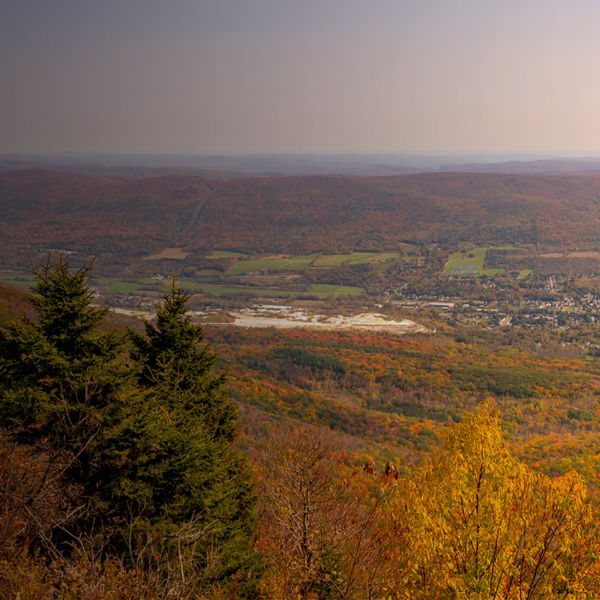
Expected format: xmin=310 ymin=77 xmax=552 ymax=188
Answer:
xmin=4 ymin=169 xmax=600 ymax=268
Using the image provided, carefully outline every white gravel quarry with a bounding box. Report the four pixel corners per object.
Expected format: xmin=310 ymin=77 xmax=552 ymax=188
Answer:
xmin=108 ymin=305 xmax=432 ymax=335
xmin=227 ymin=309 xmax=431 ymax=334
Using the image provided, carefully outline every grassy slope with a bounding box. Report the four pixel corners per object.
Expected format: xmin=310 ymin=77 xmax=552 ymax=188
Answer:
xmin=178 ymin=281 xmax=363 ymax=298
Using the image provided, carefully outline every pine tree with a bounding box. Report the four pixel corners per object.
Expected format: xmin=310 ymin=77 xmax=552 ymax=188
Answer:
xmin=131 ymin=281 xmax=237 ymax=442
xmin=120 ymin=282 xmax=259 ymax=595
xmin=0 ymin=261 xmax=259 ymax=593
xmin=0 ymin=254 xmax=132 ymax=546
xmin=0 ymin=254 xmax=128 ymax=458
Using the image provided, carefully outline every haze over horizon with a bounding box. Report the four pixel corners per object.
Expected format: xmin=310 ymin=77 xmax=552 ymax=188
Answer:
xmin=3 ymin=0 xmax=600 ymax=156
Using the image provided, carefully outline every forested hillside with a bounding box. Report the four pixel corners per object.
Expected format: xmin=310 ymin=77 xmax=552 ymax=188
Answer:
xmin=5 ymin=170 xmax=600 ymax=267
xmin=211 ymin=325 xmax=600 ymax=482
xmin=0 ymin=170 xmax=213 ymax=260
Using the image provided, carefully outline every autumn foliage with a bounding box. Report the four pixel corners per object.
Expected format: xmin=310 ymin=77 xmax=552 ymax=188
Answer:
xmin=250 ymin=405 xmax=600 ymax=599
xmin=8 ymin=170 xmax=600 ymax=263
xmin=2 ymin=263 xmax=600 ymax=597
xmin=386 ymin=404 xmax=600 ymax=598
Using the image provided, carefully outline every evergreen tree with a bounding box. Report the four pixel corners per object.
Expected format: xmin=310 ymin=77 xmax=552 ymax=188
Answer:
xmin=119 ymin=282 xmax=259 ymax=595
xmin=0 ymin=254 xmax=132 ymax=543
xmin=0 ymin=254 xmax=129 ymax=460
xmin=0 ymin=261 xmax=259 ymax=594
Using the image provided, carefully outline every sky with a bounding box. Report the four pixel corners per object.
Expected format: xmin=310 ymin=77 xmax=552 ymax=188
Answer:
xmin=2 ymin=0 xmax=600 ymax=156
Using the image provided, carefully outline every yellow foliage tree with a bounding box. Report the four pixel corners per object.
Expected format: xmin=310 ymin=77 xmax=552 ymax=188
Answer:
xmin=386 ymin=402 xmax=600 ymax=599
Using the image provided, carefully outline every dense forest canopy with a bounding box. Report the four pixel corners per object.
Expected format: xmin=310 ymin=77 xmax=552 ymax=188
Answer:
xmin=4 ymin=170 xmax=600 ymax=263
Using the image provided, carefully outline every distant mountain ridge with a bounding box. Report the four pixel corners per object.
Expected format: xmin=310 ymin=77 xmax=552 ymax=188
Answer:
xmin=438 ymin=159 xmax=600 ymax=175
xmin=4 ymin=153 xmax=600 ymax=177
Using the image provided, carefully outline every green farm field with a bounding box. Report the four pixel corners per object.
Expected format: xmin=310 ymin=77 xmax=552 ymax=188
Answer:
xmin=0 ymin=272 xmax=35 ymax=287
xmin=205 ymin=250 xmax=248 ymax=259
xmin=313 ymin=251 xmax=401 ymax=267
xmin=0 ymin=271 xmax=363 ymax=300
xmin=179 ymin=281 xmax=364 ymax=298
xmin=96 ymin=279 xmax=143 ymax=294
xmin=445 ymin=246 xmax=524 ymax=277
xmin=226 ymin=254 xmax=318 ymax=275
xmin=0 ymin=273 xmax=147 ymax=295
xmin=227 ymin=251 xmax=404 ymax=273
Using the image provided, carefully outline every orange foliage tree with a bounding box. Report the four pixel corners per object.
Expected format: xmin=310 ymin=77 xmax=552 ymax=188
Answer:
xmin=256 ymin=426 xmax=389 ymax=600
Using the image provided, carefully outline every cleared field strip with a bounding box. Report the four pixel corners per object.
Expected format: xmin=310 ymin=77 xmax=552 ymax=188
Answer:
xmin=226 ymin=254 xmax=318 ymax=274
xmin=0 ymin=273 xmax=145 ymax=294
xmin=145 ymin=247 xmax=190 ymax=260
xmin=540 ymin=251 xmax=600 ymax=258
xmin=445 ymin=246 xmax=523 ymax=277
xmin=226 ymin=251 xmax=403 ymax=273
xmin=313 ymin=251 xmax=401 ymax=267
xmin=0 ymin=272 xmax=35 ymax=287
xmin=179 ymin=281 xmax=363 ymax=298
xmin=445 ymin=247 xmax=487 ymax=276
xmin=76 ymin=276 xmax=364 ymax=299
xmin=205 ymin=250 xmax=247 ymax=259
xmin=314 ymin=252 xmax=378 ymax=267
xmin=96 ymin=279 xmax=143 ymax=293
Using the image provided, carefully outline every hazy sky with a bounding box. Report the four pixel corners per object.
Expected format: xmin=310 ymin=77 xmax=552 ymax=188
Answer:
xmin=2 ymin=0 xmax=600 ymax=155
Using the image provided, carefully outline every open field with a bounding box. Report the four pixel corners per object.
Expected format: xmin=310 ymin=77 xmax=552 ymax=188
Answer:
xmin=180 ymin=282 xmax=295 ymax=297
xmin=205 ymin=250 xmax=247 ymax=259
xmin=0 ymin=272 xmax=35 ymax=287
xmin=144 ymin=247 xmax=190 ymax=260
xmin=226 ymin=254 xmax=318 ymax=275
xmin=540 ymin=251 xmax=600 ymax=259
xmin=96 ymin=279 xmax=143 ymax=294
xmin=445 ymin=247 xmax=488 ymax=276
xmin=226 ymin=251 xmax=403 ymax=272
xmin=94 ymin=277 xmax=363 ymax=299
xmin=444 ymin=246 xmax=524 ymax=276
xmin=313 ymin=251 xmax=401 ymax=267
xmin=536 ymin=252 xmax=600 ymax=275
xmin=0 ymin=270 xmax=364 ymax=300
xmin=313 ymin=252 xmax=376 ymax=267
xmin=180 ymin=281 xmax=364 ymax=298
